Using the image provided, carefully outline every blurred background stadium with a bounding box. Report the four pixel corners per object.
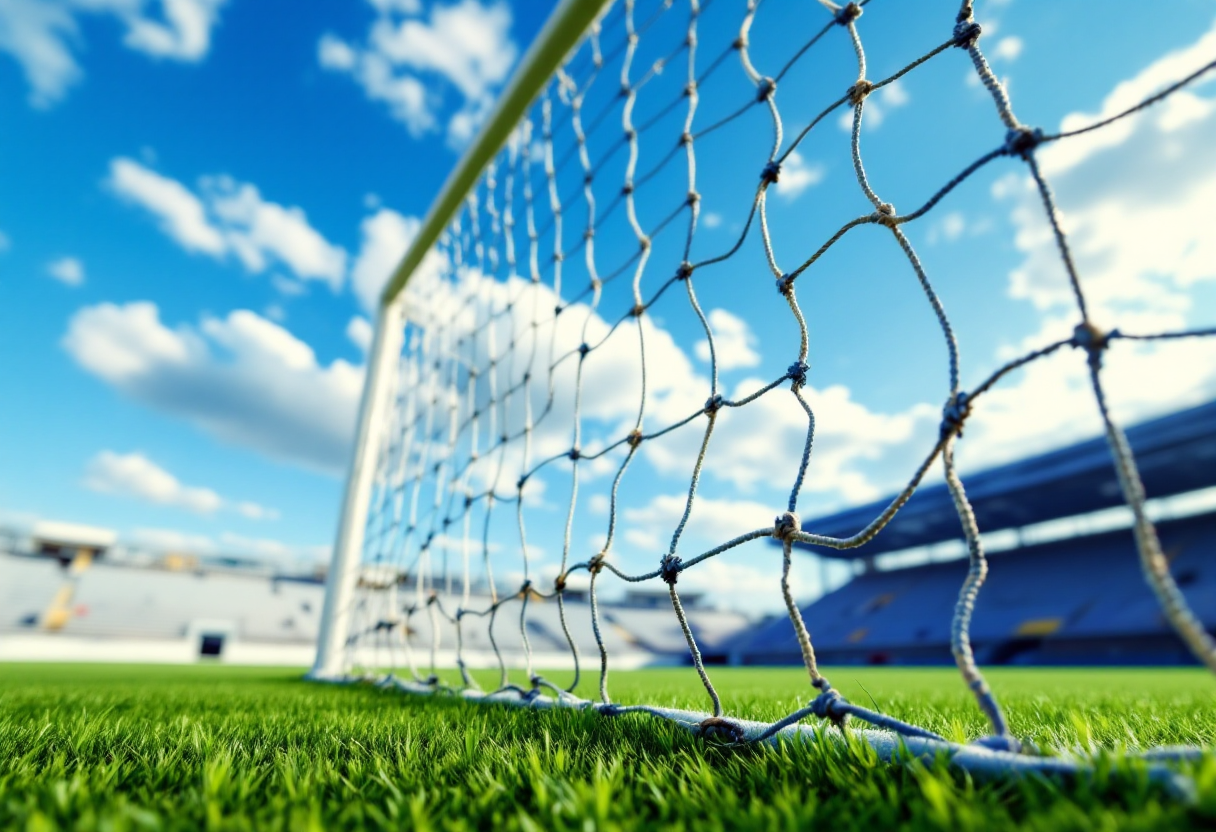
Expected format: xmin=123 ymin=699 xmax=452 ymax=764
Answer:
xmin=5 ymin=398 xmax=1210 ymax=668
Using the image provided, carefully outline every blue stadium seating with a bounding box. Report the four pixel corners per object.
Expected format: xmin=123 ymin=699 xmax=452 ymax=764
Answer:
xmin=732 ymin=513 xmax=1216 ymax=666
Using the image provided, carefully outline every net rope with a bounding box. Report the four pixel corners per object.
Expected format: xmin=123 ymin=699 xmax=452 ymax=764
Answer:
xmin=339 ymin=0 xmax=1216 ymax=752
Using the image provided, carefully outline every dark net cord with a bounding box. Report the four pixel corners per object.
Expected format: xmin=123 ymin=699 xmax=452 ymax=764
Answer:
xmin=342 ymin=0 xmax=1216 ymax=754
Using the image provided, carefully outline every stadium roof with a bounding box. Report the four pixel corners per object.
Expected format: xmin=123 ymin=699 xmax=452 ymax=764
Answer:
xmin=795 ymin=399 xmax=1216 ymax=560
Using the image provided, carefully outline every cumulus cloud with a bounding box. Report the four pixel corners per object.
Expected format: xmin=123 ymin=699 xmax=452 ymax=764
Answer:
xmin=319 ymin=0 xmax=517 ymax=146
xmin=694 ymin=309 xmax=761 ymax=370
xmin=350 ymin=206 xmax=420 ymax=310
xmin=346 ymin=315 xmax=373 ymax=352
xmin=0 ymin=0 xmax=227 ymax=107
xmin=774 ymin=150 xmax=824 ymax=200
xmin=46 ymin=256 xmax=85 ymax=286
xmin=85 ymin=452 xmax=279 ymax=521
xmin=108 ymin=158 xmax=347 ymax=288
xmin=83 ymin=450 xmax=278 ymax=520
xmin=991 ymin=35 xmax=1023 ymax=62
xmin=64 ymin=302 xmax=364 ymax=473
xmin=84 ymin=450 xmax=224 ymax=514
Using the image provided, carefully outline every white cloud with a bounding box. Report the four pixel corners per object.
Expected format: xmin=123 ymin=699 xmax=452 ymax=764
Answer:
xmin=643 ymin=377 xmax=938 ymax=506
xmin=694 ymin=309 xmax=761 ymax=370
xmin=64 ymin=302 xmax=364 ymax=473
xmin=774 ymin=150 xmax=823 ymax=200
xmin=84 ymin=450 xmax=221 ymax=513
xmin=84 ymin=450 xmax=281 ymax=519
xmin=319 ymin=0 xmax=517 ymax=145
xmin=958 ymin=19 xmax=1216 ymax=470
xmin=119 ymin=0 xmax=227 ymax=61
xmin=0 ymin=229 xmax=9 ymax=251
xmin=346 ymin=315 xmax=373 ymax=352
xmin=1037 ymin=21 xmax=1216 ymax=179
xmin=351 ymin=206 xmax=419 ymax=310
xmin=701 ymin=212 xmax=723 ymax=229
xmin=991 ymin=35 xmax=1023 ymax=62
xmin=108 ymin=158 xmax=347 ymax=288
xmin=47 ymin=256 xmax=85 ymax=286
xmin=204 ymin=176 xmax=348 ymax=289
xmin=108 ymin=157 xmax=225 ymax=255
xmin=0 ymin=0 xmax=226 ymax=107
xmin=235 ymin=501 xmax=278 ymax=520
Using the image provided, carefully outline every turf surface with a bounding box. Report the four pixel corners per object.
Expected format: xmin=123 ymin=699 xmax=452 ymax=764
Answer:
xmin=0 ymin=664 xmax=1213 ymax=830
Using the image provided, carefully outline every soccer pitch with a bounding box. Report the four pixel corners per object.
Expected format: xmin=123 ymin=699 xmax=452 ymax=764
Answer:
xmin=1 ymin=665 xmax=1212 ymax=830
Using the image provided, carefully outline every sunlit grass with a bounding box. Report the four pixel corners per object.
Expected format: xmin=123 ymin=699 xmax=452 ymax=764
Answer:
xmin=0 ymin=664 xmax=1213 ymax=830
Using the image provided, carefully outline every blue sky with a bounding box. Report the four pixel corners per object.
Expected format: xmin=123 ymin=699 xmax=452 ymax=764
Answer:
xmin=1 ymin=0 xmax=1214 ymax=610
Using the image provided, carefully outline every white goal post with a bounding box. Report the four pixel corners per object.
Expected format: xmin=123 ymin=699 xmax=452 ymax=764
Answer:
xmin=310 ymin=0 xmax=615 ymax=681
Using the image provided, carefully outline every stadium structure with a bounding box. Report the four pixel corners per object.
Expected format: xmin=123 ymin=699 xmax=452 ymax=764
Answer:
xmin=4 ymin=401 xmax=1208 ymax=671
xmin=729 ymin=399 xmax=1216 ymax=667
xmin=0 ymin=524 xmax=747 ymax=667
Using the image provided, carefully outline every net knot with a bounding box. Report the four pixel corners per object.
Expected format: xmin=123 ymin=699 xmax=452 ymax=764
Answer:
xmin=1003 ymin=126 xmax=1043 ymax=158
xmin=698 ymin=716 xmax=746 ymax=743
xmin=756 ymin=77 xmax=776 ymax=102
xmin=834 ymin=2 xmax=863 ymax=25
xmin=553 ymin=251 xmax=564 ymax=263
xmin=554 ymin=304 xmax=564 ymax=316
xmin=578 ymin=342 xmax=590 ymax=357
xmin=519 ymin=580 xmax=533 ymax=597
xmin=953 ymin=20 xmax=982 ymax=48
xmin=516 ymin=473 xmax=529 ymax=490
xmin=426 ymin=591 xmax=438 ymax=606
xmin=940 ymin=390 xmax=972 ymax=438
xmin=760 ymin=160 xmax=781 ymax=184
xmin=872 ymin=202 xmax=898 ymax=227
xmin=589 ymin=552 xmax=607 ymax=574
xmin=732 ymin=34 xmax=747 ymax=50
xmin=659 ymin=554 xmax=683 ymax=585
xmin=631 ymin=303 xmax=645 ymax=318
xmin=687 ymin=190 xmax=700 ymax=205
xmin=455 ymin=608 xmax=465 ymax=621
xmin=683 ymin=81 xmax=696 ymax=97
xmin=621 ymin=182 xmax=634 ymax=195
xmin=464 ymin=495 xmax=474 ymax=509
xmin=1072 ymin=321 xmax=1110 ymax=369
xmin=704 ymin=394 xmax=724 ymax=414
xmin=638 ymin=235 xmax=651 ymax=250
xmin=627 ymin=429 xmax=644 ymax=448
xmin=553 ymin=573 xmax=567 ymax=592
xmin=809 ymin=688 xmax=849 ymax=728
xmin=776 ymin=274 xmax=794 ymax=295
xmin=568 ymin=446 xmax=581 ymax=461
xmin=584 ymin=172 xmax=594 ymax=185
xmin=679 ymin=131 xmax=692 ymax=146
xmin=787 ymin=360 xmax=809 ymax=388
xmin=583 ymin=228 xmax=594 ymax=240
xmin=676 ymin=261 xmax=694 ymax=281
xmin=848 ymin=79 xmax=874 ymax=106
xmin=624 ymin=127 xmax=636 ymax=140
xmin=772 ymin=510 xmax=801 ymax=542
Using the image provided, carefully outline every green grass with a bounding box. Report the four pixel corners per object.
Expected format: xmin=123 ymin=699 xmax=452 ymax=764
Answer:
xmin=1 ymin=664 xmax=1213 ymax=830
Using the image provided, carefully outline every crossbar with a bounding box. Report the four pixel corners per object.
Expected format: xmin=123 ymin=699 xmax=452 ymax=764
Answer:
xmin=379 ymin=0 xmax=614 ymax=307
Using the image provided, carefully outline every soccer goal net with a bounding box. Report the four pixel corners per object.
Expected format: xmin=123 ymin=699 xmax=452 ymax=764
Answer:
xmin=312 ymin=0 xmax=1215 ymax=783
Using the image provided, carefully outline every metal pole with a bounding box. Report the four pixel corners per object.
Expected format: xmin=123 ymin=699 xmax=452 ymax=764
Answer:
xmin=309 ymin=297 xmax=405 ymax=679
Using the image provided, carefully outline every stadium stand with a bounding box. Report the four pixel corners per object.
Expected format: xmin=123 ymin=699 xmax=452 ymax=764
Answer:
xmin=731 ymin=401 xmax=1216 ymax=667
